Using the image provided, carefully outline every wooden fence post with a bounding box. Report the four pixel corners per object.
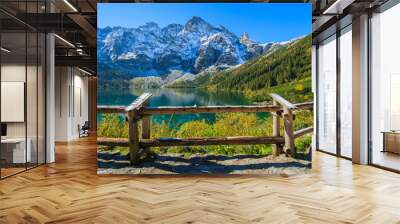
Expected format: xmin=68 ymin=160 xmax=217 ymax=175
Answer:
xmin=270 ymin=94 xmax=296 ymax=157
xmin=283 ymin=107 xmax=295 ymax=157
xmin=141 ymin=101 xmax=151 ymax=156
xmin=272 ymin=100 xmax=282 ymax=157
xmin=127 ymin=110 xmax=140 ymax=164
xmin=125 ymin=93 xmax=153 ymax=164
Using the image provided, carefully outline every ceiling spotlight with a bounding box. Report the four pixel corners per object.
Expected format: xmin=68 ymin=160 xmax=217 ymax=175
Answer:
xmin=76 ymin=48 xmax=86 ymax=55
xmin=1 ymin=47 xmax=11 ymax=53
xmin=63 ymin=0 xmax=78 ymax=12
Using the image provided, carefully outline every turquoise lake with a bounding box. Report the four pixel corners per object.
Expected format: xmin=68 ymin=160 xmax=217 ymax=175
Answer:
xmin=98 ymin=88 xmax=267 ymax=127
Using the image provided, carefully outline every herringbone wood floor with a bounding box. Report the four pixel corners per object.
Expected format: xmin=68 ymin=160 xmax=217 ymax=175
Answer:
xmin=1 ymin=137 xmax=400 ymax=224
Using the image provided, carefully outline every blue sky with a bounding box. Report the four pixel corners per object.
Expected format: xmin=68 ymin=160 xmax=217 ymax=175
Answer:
xmin=98 ymin=3 xmax=311 ymax=43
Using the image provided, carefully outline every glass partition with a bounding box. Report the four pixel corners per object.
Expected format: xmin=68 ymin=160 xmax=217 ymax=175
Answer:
xmin=0 ymin=2 xmax=46 ymax=179
xmin=1 ymin=31 xmax=28 ymax=177
xmin=339 ymin=25 xmax=352 ymax=158
xmin=370 ymin=3 xmax=400 ymax=171
xmin=317 ymin=35 xmax=337 ymax=154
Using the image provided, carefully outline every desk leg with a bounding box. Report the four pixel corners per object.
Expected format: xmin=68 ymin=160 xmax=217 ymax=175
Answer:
xmin=382 ymin=133 xmax=386 ymax=153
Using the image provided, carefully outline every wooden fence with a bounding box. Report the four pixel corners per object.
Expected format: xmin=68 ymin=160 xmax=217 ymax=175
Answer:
xmin=97 ymin=93 xmax=313 ymax=164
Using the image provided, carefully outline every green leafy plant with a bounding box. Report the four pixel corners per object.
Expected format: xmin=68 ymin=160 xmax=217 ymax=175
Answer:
xmin=98 ymin=110 xmax=312 ymax=156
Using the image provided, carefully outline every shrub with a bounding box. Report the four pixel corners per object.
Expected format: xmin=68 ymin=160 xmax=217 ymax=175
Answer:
xmin=97 ymin=111 xmax=312 ymax=156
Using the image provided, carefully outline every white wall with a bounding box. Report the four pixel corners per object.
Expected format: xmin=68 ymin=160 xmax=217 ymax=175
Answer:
xmin=54 ymin=67 xmax=89 ymax=141
xmin=1 ymin=62 xmax=46 ymax=164
xmin=72 ymin=72 xmax=89 ymax=138
xmin=1 ymin=64 xmax=26 ymax=138
xmin=55 ymin=67 xmax=69 ymax=141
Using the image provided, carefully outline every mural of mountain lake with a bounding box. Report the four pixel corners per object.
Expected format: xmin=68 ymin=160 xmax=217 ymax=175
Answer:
xmin=97 ymin=88 xmax=268 ymax=127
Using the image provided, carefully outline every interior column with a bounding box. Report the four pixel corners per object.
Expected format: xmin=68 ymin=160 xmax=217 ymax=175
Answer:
xmin=352 ymin=14 xmax=369 ymax=164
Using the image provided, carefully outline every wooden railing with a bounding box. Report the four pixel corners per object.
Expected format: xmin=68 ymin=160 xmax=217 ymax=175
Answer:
xmin=98 ymin=93 xmax=313 ymax=164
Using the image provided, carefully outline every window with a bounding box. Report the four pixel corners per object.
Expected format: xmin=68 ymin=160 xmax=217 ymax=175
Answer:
xmin=370 ymin=3 xmax=400 ymax=171
xmin=339 ymin=25 xmax=352 ymax=158
xmin=317 ymin=35 xmax=337 ymax=154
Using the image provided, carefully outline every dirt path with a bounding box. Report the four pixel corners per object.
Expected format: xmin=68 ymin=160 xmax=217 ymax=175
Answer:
xmin=98 ymin=153 xmax=311 ymax=176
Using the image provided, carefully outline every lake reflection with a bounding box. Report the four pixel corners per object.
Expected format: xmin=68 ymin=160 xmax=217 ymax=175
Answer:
xmin=98 ymin=88 xmax=264 ymax=126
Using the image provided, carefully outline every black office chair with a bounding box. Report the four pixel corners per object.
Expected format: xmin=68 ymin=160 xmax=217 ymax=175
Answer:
xmin=78 ymin=121 xmax=90 ymax=138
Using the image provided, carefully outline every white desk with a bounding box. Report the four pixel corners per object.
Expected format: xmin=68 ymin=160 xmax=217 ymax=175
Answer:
xmin=382 ymin=131 xmax=400 ymax=154
xmin=1 ymin=138 xmax=31 ymax=163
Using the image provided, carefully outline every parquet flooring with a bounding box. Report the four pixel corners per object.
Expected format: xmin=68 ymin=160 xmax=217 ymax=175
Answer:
xmin=1 ymin=136 xmax=400 ymax=223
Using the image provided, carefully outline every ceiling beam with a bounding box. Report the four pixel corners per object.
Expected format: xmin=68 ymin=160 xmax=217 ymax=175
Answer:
xmin=67 ymin=13 xmax=97 ymax=47
xmin=55 ymin=55 xmax=97 ymax=72
xmin=11 ymin=13 xmax=83 ymax=32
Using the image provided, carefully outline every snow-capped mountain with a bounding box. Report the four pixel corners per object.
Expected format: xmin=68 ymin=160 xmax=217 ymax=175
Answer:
xmin=98 ymin=16 xmax=282 ymax=78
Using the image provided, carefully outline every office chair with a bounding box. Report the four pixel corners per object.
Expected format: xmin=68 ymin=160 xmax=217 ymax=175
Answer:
xmin=79 ymin=121 xmax=90 ymax=138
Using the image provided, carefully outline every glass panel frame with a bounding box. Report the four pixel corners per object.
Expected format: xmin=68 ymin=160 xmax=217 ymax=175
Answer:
xmin=315 ymin=22 xmax=354 ymax=160
xmin=0 ymin=1 xmax=47 ymax=180
xmin=0 ymin=29 xmax=28 ymax=178
xmin=369 ymin=3 xmax=400 ymax=172
xmin=339 ymin=25 xmax=353 ymax=159
xmin=317 ymin=34 xmax=337 ymax=155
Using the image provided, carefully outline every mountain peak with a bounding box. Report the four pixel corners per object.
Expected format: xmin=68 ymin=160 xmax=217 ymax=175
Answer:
xmin=240 ymin=32 xmax=253 ymax=45
xmin=240 ymin=32 xmax=250 ymax=44
xmin=188 ymin=16 xmax=206 ymax=24
xmin=139 ymin=22 xmax=160 ymax=31
xmin=184 ymin=16 xmax=212 ymax=32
